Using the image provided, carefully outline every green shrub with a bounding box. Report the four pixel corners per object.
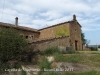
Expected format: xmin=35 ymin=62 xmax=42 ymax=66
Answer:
xmin=22 ymin=70 xmax=27 ymax=75
xmin=38 ymin=58 xmax=52 ymax=70
xmin=54 ymin=53 xmax=65 ymax=62
xmin=38 ymin=58 xmax=52 ymax=75
xmin=42 ymin=47 xmax=61 ymax=55
xmin=0 ymin=26 xmax=29 ymax=63
xmin=67 ymin=50 xmax=76 ymax=54
xmin=90 ymin=47 xmax=97 ymax=51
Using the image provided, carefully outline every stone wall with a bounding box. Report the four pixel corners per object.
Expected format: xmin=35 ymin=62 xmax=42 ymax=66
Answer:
xmin=18 ymin=30 xmax=40 ymax=42
xmin=38 ymin=19 xmax=82 ymax=50
xmin=69 ymin=21 xmax=82 ymax=50
xmin=30 ymin=36 xmax=70 ymax=51
xmin=39 ymin=23 xmax=70 ymax=38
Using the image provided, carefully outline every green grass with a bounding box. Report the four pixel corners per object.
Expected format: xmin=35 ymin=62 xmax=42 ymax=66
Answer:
xmin=43 ymin=72 xmax=60 ymax=75
xmin=22 ymin=70 xmax=27 ymax=75
xmin=38 ymin=58 xmax=52 ymax=75
xmin=67 ymin=49 xmax=76 ymax=54
xmin=63 ymin=70 xmax=100 ymax=75
xmin=88 ymin=54 xmax=100 ymax=67
xmin=55 ymin=53 xmax=82 ymax=63
xmin=77 ymin=51 xmax=100 ymax=54
xmin=39 ymin=70 xmax=100 ymax=75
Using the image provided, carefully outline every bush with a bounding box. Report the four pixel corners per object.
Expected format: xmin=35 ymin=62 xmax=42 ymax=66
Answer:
xmin=22 ymin=70 xmax=27 ymax=75
xmin=0 ymin=26 xmax=29 ymax=72
xmin=38 ymin=58 xmax=52 ymax=71
xmin=54 ymin=53 xmax=64 ymax=62
xmin=90 ymin=47 xmax=97 ymax=51
xmin=42 ymin=47 xmax=61 ymax=55
xmin=67 ymin=49 xmax=76 ymax=54
xmin=38 ymin=58 xmax=52 ymax=75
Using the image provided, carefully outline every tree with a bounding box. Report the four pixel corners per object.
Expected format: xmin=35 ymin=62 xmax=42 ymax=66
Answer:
xmin=81 ymin=33 xmax=86 ymax=44
xmin=85 ymin=39 xmax=90 ymax=47
xmin=0 ymin=26 xmax=29 ymax=63
xmin=81 ymin=33 xmax=90 ymax=47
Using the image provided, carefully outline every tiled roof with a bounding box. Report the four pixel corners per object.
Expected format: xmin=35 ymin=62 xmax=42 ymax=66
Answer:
xmin=38 ymin=20 xmax=81 ymax=31
xmin=29 ymin=36 xmax=69 ymax=43
xmin=0 ymin=22 xmax=39 ymax=33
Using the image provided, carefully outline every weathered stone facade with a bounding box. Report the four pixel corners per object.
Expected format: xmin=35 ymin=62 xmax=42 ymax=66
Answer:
xmin=0 ymin=20 xmax=40 ymax=42
xmin=38 ymin=15 xmax=82 ymax=50
xmin=39 ymin=22 xmax=70 ymax=38
xmin=30 ymin=36 xmax=70 ymax=51
xmin=69 ymin=19 xmax=82 ymax=50
xmin=0 ymin=15 xmax=82 ymax=50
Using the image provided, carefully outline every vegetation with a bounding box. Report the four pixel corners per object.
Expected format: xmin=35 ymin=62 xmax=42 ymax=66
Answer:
xmin=64 ymin=70 xmax=100 ymax=75
xmin=38 ymin=48 xmax=100 ymax=75
xmin=22 ymin=69 xmax=27 ymax=75
xmin=81 ymin=33 xmax=91 ymax=48
xmin=67 ymin=49 xmax=76 ymax=54
xmin=55 ymin=53 xmax=82 ymax=63
xmin=98 ymin=45 xmax=100 ymax=48
xmin=0 ymin=26 xmax=29 ymax=72
xmin=41 ymin=70 xmax=100 ymax=75
xmin=43 ymin=72 xmax=59 ymax=75
xmin=38 ymin=58 xmax=52 ymax=75
xmin=81 ymin=33 xmax=86 ymax=44
xmin=41 ymin=47 xmax=61 ymax=55
xmin=55 ymin=26 xmax=69 ymax=37
xmin=89 ymin=47 xmax=98 ymax=51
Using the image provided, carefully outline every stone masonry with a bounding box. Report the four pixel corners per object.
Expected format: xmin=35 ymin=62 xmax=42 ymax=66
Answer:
xmin=0 ymin=15 xmax=82 ymax=51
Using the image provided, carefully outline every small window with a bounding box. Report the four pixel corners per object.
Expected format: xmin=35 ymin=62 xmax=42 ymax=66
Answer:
xmin=29 ymin=35 xmax=33 ymax=40
xmin=26 ymin=36 xmax=28 ymax=39
xmin=75 ymin=29 xmax=76 ymax=31
xmin=6 ymin=26 xmax=9 ymax=28
xmin=31 ymin=36 xmax=33 ymax=39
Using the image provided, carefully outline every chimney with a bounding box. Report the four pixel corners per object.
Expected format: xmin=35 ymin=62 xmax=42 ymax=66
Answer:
xmin=15 ymin=17 xmax=18 ymax=26
xmin=73 ymin=14 xmax=76 ymax=21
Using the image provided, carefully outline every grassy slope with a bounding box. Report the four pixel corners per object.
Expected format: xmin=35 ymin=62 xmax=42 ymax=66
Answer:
xmin=38 ymin=50 xmax=100 ymax=75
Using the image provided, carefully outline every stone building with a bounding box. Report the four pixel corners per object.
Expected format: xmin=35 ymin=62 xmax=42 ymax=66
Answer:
xmin=38 ymin=15 xmax=82 ymax=50
xmin=0 ymin=15 xmax=82 ymax=50
xmin=0 ymin=17 xmax=40 ymax=42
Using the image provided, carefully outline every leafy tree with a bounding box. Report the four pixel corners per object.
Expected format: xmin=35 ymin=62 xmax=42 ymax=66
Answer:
xmin=81 ymin=33 xmax=86 ymax=44
xmin=98 ymin=45 xmax=100 ymax=48
xmin=0 ymin=26 xmax=29 ymax=63
xmin=81 ymin=33 xmax=90 ymax=47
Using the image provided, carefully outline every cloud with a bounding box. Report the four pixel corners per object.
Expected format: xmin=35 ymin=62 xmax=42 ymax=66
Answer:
xmin=0 ymin=0 xmax=100 ymax=45
xmin=0 ymin=0 xmax=100 ymax=31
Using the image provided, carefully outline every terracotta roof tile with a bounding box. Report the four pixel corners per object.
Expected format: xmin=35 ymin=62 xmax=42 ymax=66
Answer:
xmin=0 ymin=22 xmax=39 ymax=33
xmin=29 ymin=36 xmax=69 ymax=43
xmin=38 ymin=20 xmax=81 ymax=31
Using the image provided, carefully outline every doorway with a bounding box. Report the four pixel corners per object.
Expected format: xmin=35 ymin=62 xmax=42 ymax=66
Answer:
xmin=75 ymin=40 xmax=78 ymax=50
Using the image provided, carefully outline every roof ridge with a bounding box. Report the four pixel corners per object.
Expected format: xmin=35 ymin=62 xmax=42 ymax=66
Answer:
xmin=29 ymin=36 xmax=69 ymax=43
xmin=38 ymin=20 xmax=73 ymax=31
xmin=0 ymin=22 xmax=39 ymax=32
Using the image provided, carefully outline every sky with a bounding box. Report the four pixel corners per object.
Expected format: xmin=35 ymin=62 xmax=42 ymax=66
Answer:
xmin=0 ymin=0 xmax=100 ymax=45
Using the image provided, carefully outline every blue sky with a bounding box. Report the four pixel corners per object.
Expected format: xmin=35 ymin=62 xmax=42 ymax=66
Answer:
xmin=0 ymin=0 xmax=100 ymax=45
